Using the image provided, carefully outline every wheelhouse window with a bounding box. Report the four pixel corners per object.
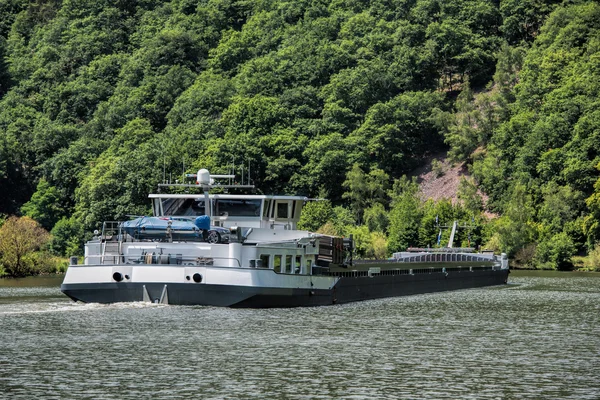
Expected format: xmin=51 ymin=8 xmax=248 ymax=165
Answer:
xmin=274 ymin=255 xmax=281 ymax=273
xmin=215 ymin=199 xmax=261 ymax=217
xmin=259 ymin=254 xmax=270 ymax=269
xmin=305 ymin=257 xmax=313 ymax=274
xmin=276 ymin=202 xmax=289 ymax=219
xmin=161 ymin=198 xmax=212 ymax=216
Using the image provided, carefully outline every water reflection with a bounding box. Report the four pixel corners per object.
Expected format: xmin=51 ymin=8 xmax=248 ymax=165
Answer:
xmin=0 ymin=272 xmax=598 ymax=399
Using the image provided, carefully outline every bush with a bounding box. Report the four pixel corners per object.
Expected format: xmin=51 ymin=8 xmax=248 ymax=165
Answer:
xmin=368 ymin=231 xmax=388 ymax=260
xmin=33 ymin=252 xmax=69 ymax=274
xmin=431 ymin=159 xmax=445 ymax=178
xmin=346 ymin=226 xmax=389 ymax=259
xmin=513 ymin=243 xmax=537 ymax=269
xmin=535 ymin=232 xmax=575 ymax=270
xmin=297 ymin=200 xmax=334 ymax=232
xmin=317 ymin=221 xmax=339 ymax=236
xmin=0 ymin=216 xmax=51 ymax=277
xmin=347 ymin=225 xmax=371 ymax=258
xmin=583 ymin=242 xmax=600 ymax=271
xmin=364 ymin=203 xmax=389 ymax=233
xmin=49 ymin=216 xmax=83 ymax=257
xmin=331 ymin=206 xmax=356 ymax=237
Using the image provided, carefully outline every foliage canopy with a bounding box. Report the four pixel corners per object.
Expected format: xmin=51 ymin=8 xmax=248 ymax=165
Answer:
xmin=0 ymin=0 xmax=598 ymax=270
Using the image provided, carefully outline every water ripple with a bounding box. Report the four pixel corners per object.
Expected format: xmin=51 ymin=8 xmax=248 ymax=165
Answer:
xmin=0 ymin=272 xmax=598 ymax=399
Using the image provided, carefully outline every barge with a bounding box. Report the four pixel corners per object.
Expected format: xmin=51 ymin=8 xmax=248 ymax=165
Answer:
xmin=61 ymin=169 xmax=509 ymax=307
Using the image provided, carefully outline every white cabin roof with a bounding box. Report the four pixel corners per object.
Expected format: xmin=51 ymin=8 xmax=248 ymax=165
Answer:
xmin=149 ymin=193 xmax=310 ymax=201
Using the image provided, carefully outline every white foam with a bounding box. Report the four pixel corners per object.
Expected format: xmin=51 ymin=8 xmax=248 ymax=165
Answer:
xmin=0 ymin=300 xmax=166 ymax=315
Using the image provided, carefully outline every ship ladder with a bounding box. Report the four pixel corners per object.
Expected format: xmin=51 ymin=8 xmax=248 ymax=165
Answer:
xmin=102 ymin=241 xmax=122 ymax=265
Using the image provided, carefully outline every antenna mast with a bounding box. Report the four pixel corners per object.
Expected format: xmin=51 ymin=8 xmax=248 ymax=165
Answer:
xmin=161 ymin=169 xmax=255 ymax=222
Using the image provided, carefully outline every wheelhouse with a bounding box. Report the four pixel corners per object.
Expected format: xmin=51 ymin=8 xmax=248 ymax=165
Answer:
xmin=150 ymin=194 xmax=308 ymax=230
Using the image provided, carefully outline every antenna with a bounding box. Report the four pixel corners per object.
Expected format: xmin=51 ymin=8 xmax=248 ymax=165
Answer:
xmin=168 ymin=169 xmax=254 ymax=189
xmin=448 ymin=220 xmax=458 ymax=248
xmin=435 ymin=218 xmax=476 ymax=249
xmin=164 ymin=169 xmax=254 ymax=222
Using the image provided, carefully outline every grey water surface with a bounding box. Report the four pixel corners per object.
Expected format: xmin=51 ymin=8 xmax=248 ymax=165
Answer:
xmin=0 ymin=271 xmax=598 ymax=399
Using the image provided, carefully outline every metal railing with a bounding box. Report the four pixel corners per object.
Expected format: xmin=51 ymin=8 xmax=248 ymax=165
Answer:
xmin=101 ymin=221 xmax=122 ymax=241
xmin=74 ymin=253 xmax=242 ymax=268
xmin=326 ymin=265 xmax=502 ymax=278
xmin=355 ymin=253 xmax=496 ymax=265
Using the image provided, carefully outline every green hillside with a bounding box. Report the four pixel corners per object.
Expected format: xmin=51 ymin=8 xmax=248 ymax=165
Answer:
xmin=1 ymin=0 xmax=599 ymax=273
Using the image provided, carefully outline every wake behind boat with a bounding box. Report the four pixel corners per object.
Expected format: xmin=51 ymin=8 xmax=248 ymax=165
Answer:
xmin=61 ymin=169 xmax=509 ymax=307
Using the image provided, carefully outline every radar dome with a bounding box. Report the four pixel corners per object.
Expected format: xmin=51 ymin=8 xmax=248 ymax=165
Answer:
xmin=197 ymin=169 xmax=210 ymax=185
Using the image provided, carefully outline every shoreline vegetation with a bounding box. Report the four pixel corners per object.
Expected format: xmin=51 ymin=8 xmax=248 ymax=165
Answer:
xmin=0 ymin=210 xmax=597 ymax=278
xmin=1 ymin=1 xmax=600 ymax=275
xmin=0 ymin=216 xmax=68 ymax=278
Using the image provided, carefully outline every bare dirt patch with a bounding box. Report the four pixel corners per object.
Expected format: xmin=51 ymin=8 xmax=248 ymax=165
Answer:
xmin=409 ymin=151 xmax=467 ymax=204
xmin=409 ymin=152 xmax=496 ymax=219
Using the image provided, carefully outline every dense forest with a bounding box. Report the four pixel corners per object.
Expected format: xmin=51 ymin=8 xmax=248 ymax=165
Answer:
xmin=1 ymin=0 xmax=599 ymax=275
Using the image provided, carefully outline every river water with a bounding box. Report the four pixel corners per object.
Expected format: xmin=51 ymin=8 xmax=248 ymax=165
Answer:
xmin=0 ymin=271 xmax=598 ymax=399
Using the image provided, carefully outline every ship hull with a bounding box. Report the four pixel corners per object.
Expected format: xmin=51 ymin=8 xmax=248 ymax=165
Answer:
xmin=61 ymin=267 xmax=509 ymax=308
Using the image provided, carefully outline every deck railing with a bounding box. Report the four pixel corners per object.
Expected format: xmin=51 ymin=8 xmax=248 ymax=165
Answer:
xmin=75 ymin=254 xmax=242 ymax=267
xmin=325 ymin=265 xmax=501 ymax=278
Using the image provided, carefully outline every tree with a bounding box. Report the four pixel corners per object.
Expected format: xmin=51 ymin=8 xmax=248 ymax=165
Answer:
xmin=445 ymin=81 xmax=478 ymax=161
xmin=75 ymin=118 xmax=158 ymax=230
xmin=331 ymin=206 xmax=356 ymax=237
xmin=500 ymin=0 xmax=561 ymax=44
xmin=369 ymin=231 xmax=388 ymax=260
xmin=49 ymin=216 xmax=83 ymax=257
xmin=20 ymin=178 xmax=64 ymax=230
xmin=538 ymin=182 xmax=584 ymax=235
xmin=495 ymin=183 xmax=536 ymax=257
xmin=347 ymin=225 xmax=389 ymax=259
xmin=364 ymin=203 xmax=389 ymax=233
xmin=321 ymin=57 xmax=398 ymax=122
xmin=0 ymin=37 xmax=11 ymax=97
xmin=457 ymin=177 xmax=483 ymax=215
xmin=584 ymin=242 xmax=600 ymax=271
xmin=293 ymin=133 xmax=351 ymax=201
xmin=535 ymin=231 xmax=575 ymax=270
xmin=350 ymin=91 xmax=447 ymax=177
xmin=343 ymin=164 xmax=390 ymax=223
xmin=347 ymin=225 xmax=371 ymax=259
xmin=0 ymin=216 xmax=51 ymax=277
xmin=387 ymin=176 xmax=422 ymax=252
xmin=343 ymin=164 xmax=368 ymax=223
xmin=584 ymin=165 xmax=600 ymax=247
xmin=297 ymin=200 xmax=334 ymax=232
